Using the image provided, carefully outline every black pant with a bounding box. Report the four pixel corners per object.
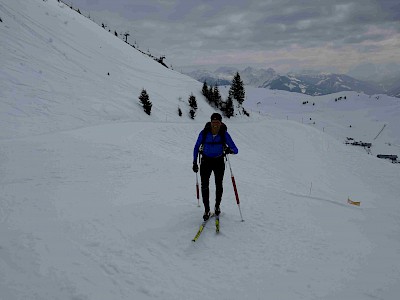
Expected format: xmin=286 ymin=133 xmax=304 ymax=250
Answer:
xmin=200 ymin=155 xmax=225 ymax=212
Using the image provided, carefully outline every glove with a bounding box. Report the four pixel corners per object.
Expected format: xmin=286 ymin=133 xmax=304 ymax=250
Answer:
xmin=224 ymin=148 xmax=234 ymax=155
xmin=192 ymin=162 xmax=199 ymax=173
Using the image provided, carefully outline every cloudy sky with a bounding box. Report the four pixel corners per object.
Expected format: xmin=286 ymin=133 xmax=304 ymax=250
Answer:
xmin=71 ymin=0 xmax=400 ymax=74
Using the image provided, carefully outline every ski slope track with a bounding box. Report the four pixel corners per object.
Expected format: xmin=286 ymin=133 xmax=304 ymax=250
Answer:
xmin=1 ymin=1 xmax=400 ymax=299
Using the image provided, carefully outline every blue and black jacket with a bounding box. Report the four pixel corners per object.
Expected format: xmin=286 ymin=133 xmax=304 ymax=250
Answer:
xmin=193 ymin=122 xmax=238 ymax=162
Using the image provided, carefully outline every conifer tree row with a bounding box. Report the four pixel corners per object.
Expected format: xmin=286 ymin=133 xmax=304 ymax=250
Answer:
xmin=202 ymin=72 xmax=247 ymax=118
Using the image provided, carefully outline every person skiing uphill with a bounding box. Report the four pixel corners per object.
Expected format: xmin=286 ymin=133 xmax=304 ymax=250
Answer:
xmin=193 ymin=113 xmax=238 ymax=221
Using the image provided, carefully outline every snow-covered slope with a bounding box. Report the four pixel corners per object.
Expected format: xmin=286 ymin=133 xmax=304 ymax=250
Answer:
xmin=3 ymin=118 xmax=400 ymax=300
xmin=0 ymin=0 xmax=213 ymax=139
xmin=1 ymin=1 xmax=400 ymax=300
xmin=241 ymin=87 xmax=400 ymax=159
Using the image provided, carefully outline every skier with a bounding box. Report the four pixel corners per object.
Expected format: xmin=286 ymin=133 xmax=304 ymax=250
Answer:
xmin=193 ymin=113 xmax=238 ymax=221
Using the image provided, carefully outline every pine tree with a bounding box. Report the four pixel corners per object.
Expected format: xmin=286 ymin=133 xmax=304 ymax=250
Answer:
xmin=188 ymin=93 xmax=197 ymax=119
xmin=202 ymin=81 xmax=213 ymax=105
xmin=139 ymin=89 xmax=152 ymax=115
xmin=208 ymin=85 xmax=215 ymax=105
xmin=188 ymin=93 xmax=197 ymax=110
xmin=213 ymin=86 xmax=222 ymax=108
xmin=229 ymin=72 xmax=245 ymax=105
xmin=224 ymin=95 xmax=235 ymax=118
xmin=189 ymin=109 xmax=196 ymax=119
xmin=202 ymin=81 xmax=209 ymax=98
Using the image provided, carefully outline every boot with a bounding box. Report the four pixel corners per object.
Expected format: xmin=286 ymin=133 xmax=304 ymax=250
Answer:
xmin=203 ymin=211 xmax=211 ymax=221
xmin=214 ymin=205 xmax=221 ymax=216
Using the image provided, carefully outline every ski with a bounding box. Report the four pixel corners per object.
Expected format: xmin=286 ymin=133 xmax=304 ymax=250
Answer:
xmin=192 ymin=213 xmax=214 ymax=242
xmin=215 ymin=215 xmax=220 ymax=233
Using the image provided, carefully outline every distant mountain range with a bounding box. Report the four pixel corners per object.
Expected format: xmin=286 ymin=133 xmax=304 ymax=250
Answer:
xmin=387 ymin=82 xmax=400 ymax=98
xmin=184 ymin=67 xmax=399 ymax=97
xmin=184 ymin=66 xmax=277 ymax=88
xmin=263 ymin=73 xmax=383 ymax=96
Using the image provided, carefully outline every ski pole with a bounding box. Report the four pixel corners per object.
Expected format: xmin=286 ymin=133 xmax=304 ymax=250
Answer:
xmin=195 ymin=153 xmax=201 ymax=207
xmin=195 ymin=172 xmax=200 ymax=207
xmin=226 ymin=155 xmax=244 ymax=222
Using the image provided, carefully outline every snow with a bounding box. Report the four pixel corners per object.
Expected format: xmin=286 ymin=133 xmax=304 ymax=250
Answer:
xmin=286 ymin=82 xmax=297 ymax=90
xmin=1 ymin=1 xmax=400 ymax=299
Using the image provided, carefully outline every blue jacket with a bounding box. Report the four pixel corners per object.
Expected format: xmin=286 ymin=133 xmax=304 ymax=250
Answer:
xmin=193 ymin=129 xmax=238 ymax=162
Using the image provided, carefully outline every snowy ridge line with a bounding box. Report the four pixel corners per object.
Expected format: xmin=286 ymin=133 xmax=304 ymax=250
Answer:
xmin=0 ymin=0 xmax=222 ymax=139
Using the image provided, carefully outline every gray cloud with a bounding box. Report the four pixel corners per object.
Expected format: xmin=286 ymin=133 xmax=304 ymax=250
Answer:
xmin=71 ymin=0 xmax=400 ymax=73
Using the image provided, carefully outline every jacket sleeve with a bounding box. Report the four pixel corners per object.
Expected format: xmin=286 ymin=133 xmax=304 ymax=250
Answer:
xmin=193 ymin=131 xmax=203 ymax=162
xmin=225 ymin=132 xmax=238 ymax=154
